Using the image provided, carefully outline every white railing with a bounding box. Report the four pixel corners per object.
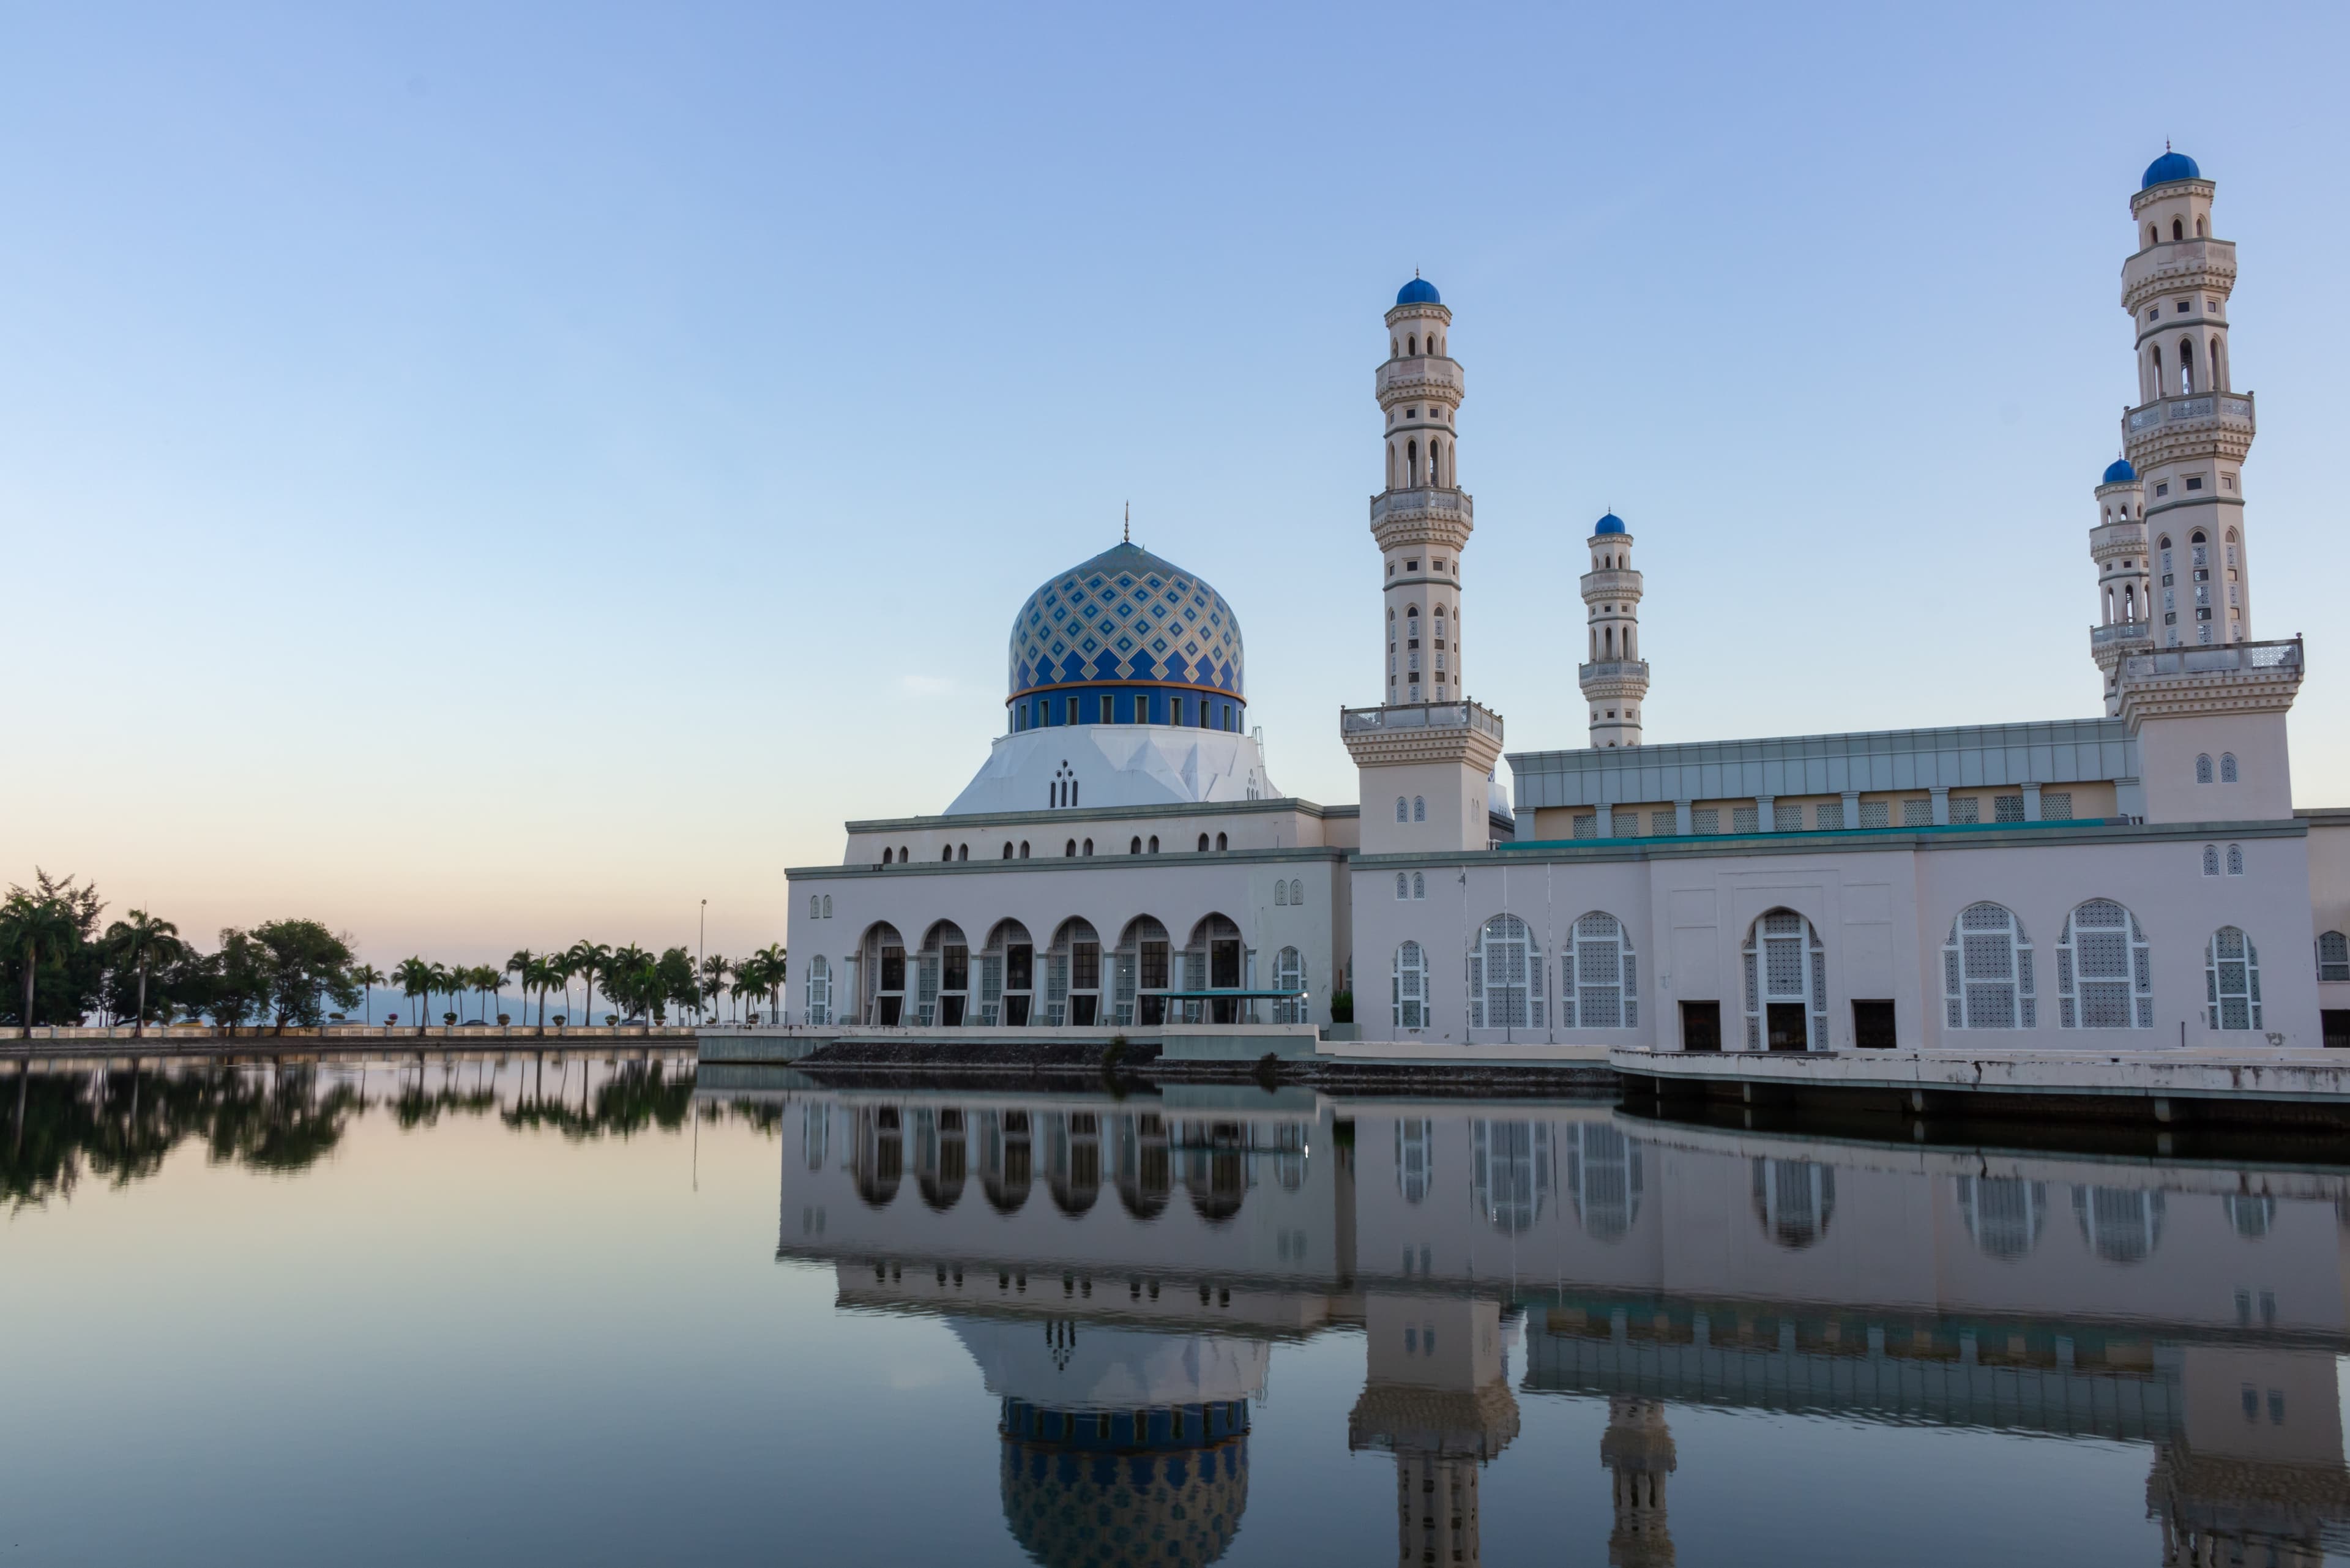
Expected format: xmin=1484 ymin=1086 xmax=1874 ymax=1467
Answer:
xmin=2090 ymin=622 xmax=2154 ymax=646
xmin=1576 ymin=660 xmax=1651 ymax=683
xmin=2122 ymin=637 xmax=2302 ymax=681
xmin=2124 ymin=389 xmax=2255 ymax=434
xmin=1340 ymin=700 xmax=1503 ymax=741
xmin=1368 ymin=489 xmax=1473 ymax=527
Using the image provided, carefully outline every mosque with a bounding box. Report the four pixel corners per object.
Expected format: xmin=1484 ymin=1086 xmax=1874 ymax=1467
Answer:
xmin=786 ymin=151 xmax=2350 ymax=1058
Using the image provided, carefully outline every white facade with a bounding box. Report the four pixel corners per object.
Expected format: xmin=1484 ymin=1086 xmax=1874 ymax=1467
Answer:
xmin=787 ymin=151 xmax=2348 ymax=1059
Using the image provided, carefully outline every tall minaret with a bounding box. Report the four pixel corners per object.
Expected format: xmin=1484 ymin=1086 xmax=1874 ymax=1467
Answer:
xmin=1345 ymin=277 xmax=1504 ymax=854
xmin=1578 ymin=513 xmax=1649 ymax=747
xmin=1600 ymin=1397 xmax=1677 ymax=1568
xmin=2087 ymin=457 xmax=2150 ymax=715
xmin=2122 ymin=149 xmax=2255 ymax=648
xmin=1375 ymin=275 xmax=1469 ymax=704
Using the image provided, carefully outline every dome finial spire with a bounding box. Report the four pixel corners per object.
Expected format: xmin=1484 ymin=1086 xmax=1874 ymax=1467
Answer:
xmin=1123 ymin=501 xmax=1129 ymax=543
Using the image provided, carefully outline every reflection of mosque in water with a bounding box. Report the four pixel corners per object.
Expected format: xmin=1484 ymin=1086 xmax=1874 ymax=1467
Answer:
xmin=770 ymin=1086 xmax=2350 ymax=1566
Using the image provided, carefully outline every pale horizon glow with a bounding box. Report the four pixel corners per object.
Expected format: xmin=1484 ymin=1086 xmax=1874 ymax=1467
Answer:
xmin=7 ymin=3 xmax=2347 ymax=965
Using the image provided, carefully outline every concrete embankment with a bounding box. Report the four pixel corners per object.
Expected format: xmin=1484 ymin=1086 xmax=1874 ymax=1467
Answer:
xmin=4 ymin=1024 xmax=697 ymax=1062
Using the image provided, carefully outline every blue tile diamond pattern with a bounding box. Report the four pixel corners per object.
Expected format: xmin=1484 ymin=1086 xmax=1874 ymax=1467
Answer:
xmin=1009 ymin=541 xmax=1244 ymax=700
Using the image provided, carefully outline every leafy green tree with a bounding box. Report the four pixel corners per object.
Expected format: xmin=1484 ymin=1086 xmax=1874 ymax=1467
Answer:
xmin=0 ymin=871 xmax=106 ymax=1032
xmin=200 ymin=929 xmax=274 ymax=1034
xmin=252 ymin=919 xmax=360 ymax=1032
xmin=657 ymin=946 xmax=697 ymax=1025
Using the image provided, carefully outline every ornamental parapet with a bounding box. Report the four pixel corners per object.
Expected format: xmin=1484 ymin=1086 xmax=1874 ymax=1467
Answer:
xmin=2089 ymin=622 xmax=2154 ymax=652
xmin=2088 ymin=521 xmax=2147 ymax=559
xmin=1580 ymin=569 xmax=1642 ymax=598
xmin=2122 ymin=390 xmax=2254 ymax=468
xmin=1340 ymin=699 xmax=1505 ymax=769
xmin=1374 ymin=357 xmax=1464 ymax=401
xmin=2117 ymin=636 xmax=2303 ymax=724
xmin=2121 ymin=235 xmax=2234 ymax=308
xmin=1577 ymin=660 xmax=1651 ymax=687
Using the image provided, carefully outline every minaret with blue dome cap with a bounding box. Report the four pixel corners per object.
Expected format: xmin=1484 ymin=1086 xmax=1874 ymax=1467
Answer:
xmin=1579 ymin=513 xmax=1649 ymax=747
xmin=2088 ymin=455 xmax=2150 ymax=714
xmin=2121 ymin=146 xmax=2256 ymax=654
xmin=1341 ymin=275 xmax=1510 ymax=854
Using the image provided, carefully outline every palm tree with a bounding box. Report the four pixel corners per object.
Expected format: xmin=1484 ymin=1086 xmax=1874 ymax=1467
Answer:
xmin=429 ymin=961 xmax=457 ymax=1026
xmin=392 ymin=957 xmax=435 ymax=1026
xmin=352 ymin=963 xmax=386 ymax=1026
xmin=752 ymin=943 xmax=787 ymax=1023
xmin=564 ymin=941 xmax=613 ymax=1026
xmin=103 ymin=909 xmax=186 ymax=1037
xmin=504 ymin=950 xmax=535 ymax=1024
xmin=699 ymin=953 xmax=730 ymax=1023
xmin=605 ymin=944 xmax=654 ymax=1023
xmin=522 ymin=954 xmax=560 ymax=1027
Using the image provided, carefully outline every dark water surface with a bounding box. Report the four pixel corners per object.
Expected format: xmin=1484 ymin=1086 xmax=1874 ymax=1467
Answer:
xmin=6 ymin=1055 xmax=2348 ymax=1566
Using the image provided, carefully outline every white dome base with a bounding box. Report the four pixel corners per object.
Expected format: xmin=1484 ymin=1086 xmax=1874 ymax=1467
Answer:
xmin=943 ymin=725 xmax=1278 ymax=816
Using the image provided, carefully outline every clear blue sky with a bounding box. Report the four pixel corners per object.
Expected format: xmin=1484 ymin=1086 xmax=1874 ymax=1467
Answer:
xmin=6 ymin=1 xmax=2345 ymax=965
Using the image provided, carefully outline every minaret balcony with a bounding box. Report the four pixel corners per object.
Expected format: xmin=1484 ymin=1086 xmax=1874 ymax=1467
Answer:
xmin=2088 ymin=522 xmax=2146 ymax=559
xmin=1579 ymin=569 xmax=1642 ymax=597
xmin=2089 ymin=621 xmax=2154 ymax=650
xmin=1370 ymin=488 xmax=1474 ymax=534
xmin=1577 ymin=659 xmax=1651 ymax=688
xmin=2121 ymin=237 xmax=2236 ymax=305
xmin=2122 ymin=390 xmax=2253 ymax=468
xmin=1375 ymin=357 xmax=1464 ymax=401
xmin=1342 ymin=698 xmax=1503 ymax=741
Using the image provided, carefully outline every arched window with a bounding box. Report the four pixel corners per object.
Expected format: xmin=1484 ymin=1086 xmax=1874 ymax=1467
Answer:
xmin=957 ymin=843 xmax=968 ymax=861
xmin=2075 ymin=1185 xmax=2165 ymax=1264
xmin=2172 ymin=217 xmax=2184 ymax=241
xmin=809 ymin=894 xmax=819 ymax=919
xmin=2057 ymin=900 xmax=2152 ymax=1028
xmin=1271 ymin=947 xmax=1305 ymax=1023
xmin=1288 ymin=878 xmax=1302 ymax=905
xmin=1563 ymin=1122 xmax=1643 ymax=1242
xmin=881 ymin=846 xmax=892 ymax=865
xmin=1198 ymin=834 xmax=1210 ymax=853
xmin=1943 ymin=903 xmax=2035 ymax=1028
xmin=2220 ymin=753 xmax=2238 ymax=783
xmin=2226 ymin=843 xmax=2244 ymax=875
xmin=1081 ymin=838 xmax=1094 ymax=856
xmin=1069 ymin=780 xmax=1078 ymax=807
xmin=822 ymin=895 xmax=831 ymax=918
xmin=1742 ymin=909 xmax=1826 ymax=1050
xmin=1395 ymin=872 xmax=1408 ymax=900
xmin=1953 ymin=1176 xmax=2047 ymax=1261
xmin=1395 ymin=796 xmax=1408 ymax=823
xmin=2196 ymin=214 xmax=2207 ymax=237
xmin=1274 ymin=880 xmax=1287 ymax=906
xmin=1412 ymin=872 xmax=1425 ymax=900
xmin=2179 ymin=337 xmax=2195 ymax=394
xmin=1002 ymin=843 xmax=1013 ymax=859
xmin=1065 ymin=840 xmax=1076 ymax=857
xmin=1393 ymin=941 xmax=1428 ymax=1029
xmin=1406 ymin=439 xmax=1420 ymax=486
xmin=2149 ymin=225 xmax=2159 ymax=247
xmin=2203 ymin=844 xmax=2220 ymax=876
xmin=2196 ymin=753 xmax=2214 ymax=783
xmin=1412 ymin=796 xmax=1426 ymax=822
xmin=1130 ymin=837 xmax=1141 ymax=855
xmin=1563 ymin=911 xmax=1638 ymax=1028
xmin=2206 ymin=927 xmax=2263 ymax=1030
xmin=805 ymin=957 xmax=832 ymax=1026
xmin=2317 ymin=931 xmax=2349 ymax=982
xmin=1472 ymin=1121 xmax=1551 ymax=1236
xmin=1395 ymin=1118 xmax=1433 ymax=1200
xmin=941 ymin=846 xmax=952 ymax=862
xmin=900 ymin=845 xmax=909 ymax=863
xmin=1215 ymin=832 xmax=1228 ymax=851
xmin=2223 ymin=1193 xmax=2272 ymax=1239
xmin=1469 ymin=914 xmax=1544 ymax=1029
xmin=1407 ymin=334 xmax=1417 ymax=355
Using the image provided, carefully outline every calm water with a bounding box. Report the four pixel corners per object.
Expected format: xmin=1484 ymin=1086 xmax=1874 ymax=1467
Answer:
xmin=6 ymin=1055 xmax=2348 ymax=1567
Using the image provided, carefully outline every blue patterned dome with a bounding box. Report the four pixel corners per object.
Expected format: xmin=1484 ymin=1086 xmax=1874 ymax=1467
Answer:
xmin=1000 ymin=1398 xmax=1249 ymax=1568
xmin=1395 ymin=277 xmax=1441 ymax=305
xmin=1008 ymin=542 xmax=1245 ymax=726
xmin=2102 ymin=457 xmax=2137 ymax=484
xmin=2142 ymin=150 xmax=2201 ymax=189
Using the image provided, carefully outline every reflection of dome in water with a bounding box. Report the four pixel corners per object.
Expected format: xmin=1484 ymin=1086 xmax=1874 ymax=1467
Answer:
xmin=1955 ymin=1175 xmax=2048 ymax=1261
xmin=1001 ymin=1399 xmax=1249 ymax=1568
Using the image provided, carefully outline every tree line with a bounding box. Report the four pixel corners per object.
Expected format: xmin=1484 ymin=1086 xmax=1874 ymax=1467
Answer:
xmin=0 ymin=870 xmax=786 ymax=1034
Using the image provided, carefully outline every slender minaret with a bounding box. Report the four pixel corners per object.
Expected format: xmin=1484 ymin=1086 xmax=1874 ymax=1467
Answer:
xmin=1375 ymin=275 xmax=1470 ymax=705
xmin=1345 ymin=277 xmax=1504 ymax=854
xmin=2087 ymin=457 xmax=2151 ymax=715
xmin=2123 ymin=149 xmax=2254 ymax=648
xmin=1578 ymin=513 xmax=1649 ymax=747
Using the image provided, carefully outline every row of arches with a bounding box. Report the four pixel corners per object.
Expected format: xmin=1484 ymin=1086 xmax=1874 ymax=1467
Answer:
xmin=2145 ymin=331 xmax=2228 ymax=399
xmin=1392 ymin=330 xmax=1445 ymax=357
xmin=831 ymin=1104 xmax=1297 ymax=1225
xmin=1387 ymin=436 xmax=1452 ymax=489
xmin=878 ymin=832 xmax=1239 ymax=867
xmin=824 ymin=914 xmax=1307 ymax=1028
xmin=2148 ymin=213 xmax=2209 ymax=246
xmin=2195 ymin=752 xmax=2240 ymax=783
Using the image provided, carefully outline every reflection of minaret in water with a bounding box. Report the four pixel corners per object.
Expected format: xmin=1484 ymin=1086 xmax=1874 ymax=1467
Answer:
xmin=1348 ymin=1294 xmax=1521 ymax=1568
xmin=1600 ymin=1397 xmax=1676 ymax=1568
